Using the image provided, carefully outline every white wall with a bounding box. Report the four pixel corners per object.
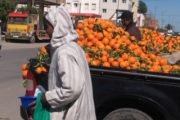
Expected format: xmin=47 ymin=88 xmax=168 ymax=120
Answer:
xmin=80 ymin=0 xmax=100 ymax=14
xmin=131 ymin=0 xmax=139 ymax=22
xmin=100 ymin=0 xmax=132 ymax=19
xmin=136 ymin=13 xmax=145 ymax=27
xmin=64 ymin=0 xmax=139 ymax=20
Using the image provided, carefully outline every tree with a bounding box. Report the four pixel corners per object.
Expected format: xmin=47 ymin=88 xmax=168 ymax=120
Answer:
xmin=0 ymin=0 xmax=16 ymax=22
xmin=17 ymin=6 xmax=38 ymax=14
xmin=138 ymin=0 xmax=148 ymax=14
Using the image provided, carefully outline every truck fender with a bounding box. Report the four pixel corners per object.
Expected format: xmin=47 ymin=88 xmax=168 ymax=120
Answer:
xmin=96 ymin=87 xmax=178 ymax=120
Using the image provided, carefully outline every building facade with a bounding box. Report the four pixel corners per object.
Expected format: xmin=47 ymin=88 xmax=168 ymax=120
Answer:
xmin=131 ymin=0 xmax=139 ymax=22
xmin=144 ymin=15 xmax=159 ymax=29
xmin=136 ymin=13 xmax=145 ymax=27
xmin=65 ymin=0 xmax=100 ymax=14
xmin=64 ymin=0 xmax=139 ymax=20
xmin=100 ymin=0 xmax=132 ymax=20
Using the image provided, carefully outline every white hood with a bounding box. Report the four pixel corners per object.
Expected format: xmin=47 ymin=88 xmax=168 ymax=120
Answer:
xmin=45 ymin=6 xmax=79 ymax=50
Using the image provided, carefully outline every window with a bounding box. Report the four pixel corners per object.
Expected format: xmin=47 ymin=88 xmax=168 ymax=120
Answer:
xmin=92 ymin=3 xmax=96 ymax=10
xmin=66 ymin=2 xmax=71 ymax=5
xmin=74 ymin=3 xmax=78 ymax=8
xmin=112 ymin=0 xmax=116 ymax=3
xmin=122 ymin=0 xmax=126 ymax=3
xmin=66 ymin=2 xmax=71 ymax=9
xmin=8 ymin=17 xmax=27 ymax=24
xmin=102 ymin=9 xmax=107 ymax=13
xmin=103 ymin=0 xmax=107 ymax=2
xmin=84 ymin=3 xmax=89 ymax=10
xmin=29 ymin=17 xmax=32 ymax=23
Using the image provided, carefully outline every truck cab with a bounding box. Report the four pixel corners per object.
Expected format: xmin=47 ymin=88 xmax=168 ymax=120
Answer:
xmin=5 ymin=12 xmax=37 ymax=43
xmin=70 ymin=13 xmax=101 ymax=28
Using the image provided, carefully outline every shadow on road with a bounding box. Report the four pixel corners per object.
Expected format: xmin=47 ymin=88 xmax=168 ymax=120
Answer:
xmin=6 ymin=39 xmax=49 ymax=44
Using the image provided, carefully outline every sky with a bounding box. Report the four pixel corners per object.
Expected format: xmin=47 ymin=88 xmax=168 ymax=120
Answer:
xmin=143 ymin=0 xmax=180 ymax=32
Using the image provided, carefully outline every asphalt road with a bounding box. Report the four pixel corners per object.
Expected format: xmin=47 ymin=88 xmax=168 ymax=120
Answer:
xmin=0 ymin=41 xmax=48 ymax=120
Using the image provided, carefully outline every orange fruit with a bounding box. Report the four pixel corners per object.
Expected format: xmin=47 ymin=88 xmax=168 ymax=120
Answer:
xmin=102 ymin=62 xmax=111 ymax=68
xmin=101 ymin=56 xmax=108 ymax=62
xmin=87 ymin=41 xmax=93 ymax=48
xmin=111 ymin=61 xmax=119 ymax=68
xmin=113 ymin=43 xmax=120 ymax=50
xmin=121 ymin=53 xmax=129 ymax=61
xmin=22 ymin=70 xmax=28 ymax=79
xmin=91 ymin=60 xmax=100 ymax=66
xmin=35 ymin=67 xmax=43 ymax=74
xmin=128 ymin=57 xmax=136 ymax=64
xmin=131 ymin=63 xmax=138 ymax=70
xmin=40 ymin=47 xmax=47 ymax=53
xmin=92 ymin=38 xmax=99 ymax=44
xmin=108 ymin=57 xmax=115 ymax=64
xmin=102 ymin=50 xmax=108 ymax=56
xmin=102 ymin=37 xmax=109 ymax=45
xmin=41 ymin=66 xmax=47 ymax=73
xmin=96 ymin=32 xmax=104 ymax=40
xmin=77 ymin=23 xmax=84 ymax=30
xmin=130 ymin=36 xmax=136 ymax=41
xmin=159 ymin=58 xmax=168 ymax=66
xmin=22 ymin=64 xmax=28 ymax=70
xmin=120 ymin=61 xmax=129 ymax=68
xmin=88 ymin=34 xmax=94 ymax=41
xmin=98 ymin=42 xmax=105 ymax=49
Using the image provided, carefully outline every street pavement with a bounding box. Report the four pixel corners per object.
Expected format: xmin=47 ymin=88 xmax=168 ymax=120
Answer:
xmin=0 ymin=41 xmax=48 ymax=120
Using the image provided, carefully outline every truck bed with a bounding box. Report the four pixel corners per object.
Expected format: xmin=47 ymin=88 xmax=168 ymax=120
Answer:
xmin=90 ymin=67 xmax=180 ymax=120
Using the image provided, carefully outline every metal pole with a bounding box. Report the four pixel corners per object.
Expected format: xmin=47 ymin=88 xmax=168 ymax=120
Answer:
xmin=39 ymin=0 xmax=44 ymax=30
xmin=0 ymin=26 xmax=1 ymax=50
xmin=0 ymin=26 xmax=1 ymax=41
xmin=32 ymin=0 xmax=34 ymax=6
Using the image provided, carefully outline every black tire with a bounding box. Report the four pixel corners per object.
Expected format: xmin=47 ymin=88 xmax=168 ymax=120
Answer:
xmin=29 ymin=35 xmax=36 ymax=43
xmin=103 ymin=108 xmax=153 ymax=120
xmin=5 ymin=38 xmax=10 ymax=42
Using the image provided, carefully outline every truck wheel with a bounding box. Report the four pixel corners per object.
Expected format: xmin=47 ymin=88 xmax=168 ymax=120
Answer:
xmin=103 ymin=108 xmax=153 ymax=120
xmin=5 ymin=39 xmax=10 ymax=42
xmin=20 ymin=105 xmax=28 ymax=120
xmin=29 ymin=35 xmax=36 ymax=43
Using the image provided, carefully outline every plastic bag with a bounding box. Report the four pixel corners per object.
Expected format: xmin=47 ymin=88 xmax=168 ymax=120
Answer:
xmin=33 ymin=92 xmax=50 ymax=120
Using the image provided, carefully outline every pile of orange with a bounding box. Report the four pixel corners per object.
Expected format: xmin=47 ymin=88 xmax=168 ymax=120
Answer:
xmin=21 ymin=46 xmax=49 ymax=79
xmin=76 ymin=18 xmax=180 ymax=74
xmin=139 ymin=28 xmax=180 ymax=54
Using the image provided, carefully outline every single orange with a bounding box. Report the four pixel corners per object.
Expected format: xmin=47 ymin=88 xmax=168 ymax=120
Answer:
xmin=35 ymin=67 xmax=43 ymax=74
xmin=22 ymin=64 xmax=28 ymax=70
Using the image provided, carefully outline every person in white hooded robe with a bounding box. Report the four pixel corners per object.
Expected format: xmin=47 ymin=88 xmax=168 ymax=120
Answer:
xmin=41 ymin=6 xmax=97 ymax=120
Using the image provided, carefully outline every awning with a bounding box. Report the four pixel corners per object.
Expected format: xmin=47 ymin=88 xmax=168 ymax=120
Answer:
xmin=70 ymin=13 xmax=101 ymax=18
xmin=8 ymin=12 xmax=29 ymax=17
xmin=35 ymin=0 xmax=60 ymax=5
xmin=18 ymin=0 xmax=60 ymax=5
